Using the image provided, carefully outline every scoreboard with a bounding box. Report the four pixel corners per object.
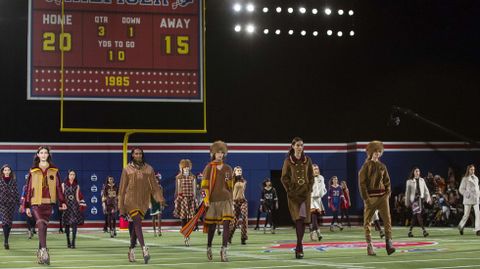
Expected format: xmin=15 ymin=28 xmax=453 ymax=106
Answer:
xmin=27 ymin=0 xmax=203 ymax=102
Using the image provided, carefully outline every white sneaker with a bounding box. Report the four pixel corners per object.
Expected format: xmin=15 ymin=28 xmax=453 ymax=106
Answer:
xmin=128 ymin=247 xmax=136 ymax=262
xmin=36 ymin=249 xmax=43 ymax=264
xmin=207 ymin=247 xmax=213 ymax=261
xmin=220 ymin=246 xmax=229 ymax=262
xmin=39 ymin=248 xmax=50 ymax=265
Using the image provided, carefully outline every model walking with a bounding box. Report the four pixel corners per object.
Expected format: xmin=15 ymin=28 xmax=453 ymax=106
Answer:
xmin=62 ymin=170 xmax=84 ymax=248
xmin=405 ymin=167 xmax=431 ymax=237
xmin=458 ymin=164 xmax=480 ymax=236
xmin=0 ymin=164 xmax=20 ymax=249
xmin=358 ymin=141 xmax=395 ymax=256
xmin=280 ymin=137 xmax=314 ymax=259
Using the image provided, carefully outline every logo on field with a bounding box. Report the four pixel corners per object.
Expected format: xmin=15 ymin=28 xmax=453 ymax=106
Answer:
xmin=266 ymin=241 xmax=437 ymax=252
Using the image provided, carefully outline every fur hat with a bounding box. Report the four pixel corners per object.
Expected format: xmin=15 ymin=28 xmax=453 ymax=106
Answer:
xmin=210 ymin=140 xmax=228 ymax=157
xmin=179 ymin=159 xmax=192 ymax=171
xmin=366 ymin=140 xmax=384 ymax=157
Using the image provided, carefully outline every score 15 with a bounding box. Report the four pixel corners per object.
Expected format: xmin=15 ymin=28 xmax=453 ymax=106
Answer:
xmin=163 ymin=35 xmax=189 ymax=55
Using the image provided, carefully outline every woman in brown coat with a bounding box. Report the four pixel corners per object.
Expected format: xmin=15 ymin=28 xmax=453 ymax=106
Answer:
xmin=358 ymin=140 xmax=395 ymax=256
xmin=201 ymin=140 xmax=234 ymax=262
xmin=281 ymin=137 xmax=314 ymax=259
xmin=118 ymin=147 xmax=165 ymax=264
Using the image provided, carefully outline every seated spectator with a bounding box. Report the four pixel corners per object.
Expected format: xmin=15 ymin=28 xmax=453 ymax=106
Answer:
xmin=394 ymin=193 xmax=408 ymax=226
xmin=435 ymin=175 xmax=446 ymax=194
xmin=425 ymin=172 xmax=436 ymax=194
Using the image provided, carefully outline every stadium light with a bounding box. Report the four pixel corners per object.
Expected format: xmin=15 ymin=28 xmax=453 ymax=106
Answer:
xmin=246 ymin=24 xmax=255 ymax=33
xmin=313 ymin=31 xmax=318 ymax=36
xmin=287 ymin=7 xmax=293 ymax=13
xmin=312 ymin=8 xmax=318 ymax=15
xmin=233 ymin=3 xmax=242 ymax=12
xmin=246 ymin=3 xmax=255 ymax=12
xmin=276 ymin=7 xmax=282 ymax=13
xmin=263 ymin=7 xmax=269 ymax=13
xmin=337 ymin=31 xmax=343 ymax=37
xmin=327 ymin=30 xmax=333 ymax=36
xmin=288 ymin=29 xmax=294 ymax=35
xmin=264 ymin=29 xmax=269 ymax=34
xmin=348 ymin=10 xmax=354 ymax=16
xmin=275 ymin=29 xmax=281 ymax=35
xmin=338 ymin=9 xmax=344 ymax=15
xmin=325 ymin=8 xmax=332 ymax=15
xmin=299 ymin=7 xmax=306 ymax=14
xmin=300 ymin=30 xmax=306 ymax=36
xmin=349 ymin=30 xmax=355 ymax=36
xmin=234 ymin=24 xmax=242 ymax=32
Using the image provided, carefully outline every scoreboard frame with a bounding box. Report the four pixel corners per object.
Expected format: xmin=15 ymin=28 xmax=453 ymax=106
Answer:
xmin=27 ymin=0 xmax=206 ymax=134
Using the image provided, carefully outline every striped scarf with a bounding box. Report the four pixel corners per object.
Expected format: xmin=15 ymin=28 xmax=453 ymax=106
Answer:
xmin=180 ymin=161 xmax=221 ymax=237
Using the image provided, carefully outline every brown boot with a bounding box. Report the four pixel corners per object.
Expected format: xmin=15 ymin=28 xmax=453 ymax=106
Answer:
xmin=367 ymin=243 xmax=376 ymax=256
xmin=385 ymin=239 xmax=396 ymax=255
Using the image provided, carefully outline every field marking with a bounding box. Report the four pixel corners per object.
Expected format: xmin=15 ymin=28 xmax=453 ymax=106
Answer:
xmin=80 ymin=233 xmax=373 ymax=269
xmin=0 ymin=259 xmax=374 ymax=269
xmin=0 ymin=256 xmax=201 ymax=264
xmin=419 ymin=265 xmax=478 ymax=269
xmin=231 ymin=265 xmax=327 ymax=269
xmin=344 ymin=256 xmax=480 ymax=265
xmin=5 ymin=231 xmax=475 ymax=269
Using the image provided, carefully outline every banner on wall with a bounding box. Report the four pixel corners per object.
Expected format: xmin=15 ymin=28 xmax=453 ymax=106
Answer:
xmin=27 ymin=0 xmax=203 ymax=102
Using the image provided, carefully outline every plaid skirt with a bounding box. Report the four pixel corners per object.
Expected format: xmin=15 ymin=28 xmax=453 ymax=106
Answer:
xmin=174 ymin=195 xmax=197 ymax=219
xmin=62 ymin=201 xmax=84 ymax=225
xmin=0 ymin=202 xmax=16 ymax=226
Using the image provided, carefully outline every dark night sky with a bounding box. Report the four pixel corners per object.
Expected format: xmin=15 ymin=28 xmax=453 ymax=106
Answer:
xmin=0 ymin=0 xmax=479 ymax=143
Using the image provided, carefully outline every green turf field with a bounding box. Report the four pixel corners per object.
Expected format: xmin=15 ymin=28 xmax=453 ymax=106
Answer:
xmin=1 ymin=226 xmax=479 ymax=269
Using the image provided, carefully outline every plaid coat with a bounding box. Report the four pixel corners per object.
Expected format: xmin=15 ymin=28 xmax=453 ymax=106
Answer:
xmin=0 ymin=176 xmax=20 ymax=225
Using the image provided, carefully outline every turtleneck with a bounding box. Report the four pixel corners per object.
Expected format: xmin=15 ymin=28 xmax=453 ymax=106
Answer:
xmin=3 ymin=176 xmax=11 ymax=184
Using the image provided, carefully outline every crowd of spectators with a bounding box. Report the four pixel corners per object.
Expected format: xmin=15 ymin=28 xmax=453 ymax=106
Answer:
xmin=392 ymin=167 xmax=473 ymax=228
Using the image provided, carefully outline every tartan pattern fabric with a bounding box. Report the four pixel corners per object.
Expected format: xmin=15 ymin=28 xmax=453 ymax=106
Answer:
xmin=0 ymin=202 xmax=15 ymax=226
xmin=62 ymin=184 xmax=84 ymax=225
xmin=179 ymin=176 xmax=195 ymax=197
xmin=229 ymin=200 xmax=248 ymax=241
xmin=174 ymin=195 xmax=197 ymax=219
xmin=0 ymin=177 xmax=19 ymax=226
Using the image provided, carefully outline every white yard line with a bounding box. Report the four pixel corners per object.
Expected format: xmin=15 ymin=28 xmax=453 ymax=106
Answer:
xmin=0 ymin=256 xmax=201 ymax=264
xmin=344 ymin=256 xmax=480 ymax=265
xmin=231 ymin=265 xmax=321 ymax=269
xmin=79 ymin=233 xmax=373 ymax=269
xmin=419 ymin=264 xmax=478 ymax=269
